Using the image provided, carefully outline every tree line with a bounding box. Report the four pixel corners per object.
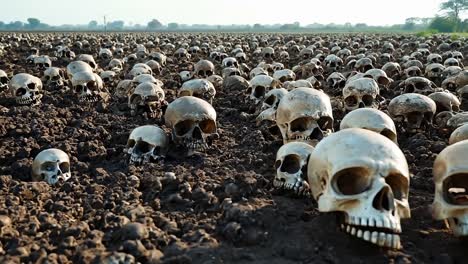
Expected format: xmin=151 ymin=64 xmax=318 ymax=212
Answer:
xmin=0 ymin=0 xmax=465 ymax=32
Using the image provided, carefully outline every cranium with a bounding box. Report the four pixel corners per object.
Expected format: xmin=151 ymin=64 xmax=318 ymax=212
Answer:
xmin=100 ymin=71 xmax=117 ymax=87
xmin=107 ymin=59 xmax=124 ymax=73
xmin=32 ymin=148 xmax=71 ymax=185
xmin=276 ymin=88 xmax=333 ymax=145
xmin=432 ymin=141 xmax=468 ymax=236
xmin=388 ymin=93 xmax=436 ymax=133
xmin=222 ymin=57 xmax=239 ymax=68
xmin=194 ymin=60 xmax=215 ymax=78
xmin=115 ymin=80 xmax=134 ymax=99
xmin=66 ymin=61 xmax=93 ymax=79
xmin=34 ymin=56 xmax=52 ymax=71
xmin=308 ymin=128 xmax=410 ymax=249
xmin=124 ymin=125 xmax=169 ymax=165
xmin=457 ymin=85 xmax=468 ymax=111
xmin=71 ymin=71 xmax=107 ymax=102
xmin=179 ymin=79 xmax=216 ymax=103
xmin=449 ymin=124 xmax=468 ymax=145
xmin=403 ymin=66 xmax=423 ymax=79
xmin=256 ymin=88 xmax=288 ymax=122
xmin=284 ymin=80 xmax=313 ymax=90
xmin=222 ymin=67 xmax=242 ymax=79
xmin=99 ymin=48 xmax=113 ymax=60
xmin=428 ymin=92 xmax=460 ymax=113
xmin=343 ymin=78 xmax=380 ymax=111
xmin=340 ymin=108 xmax=397 ymax=143
xmin=324 ymin=54 xmax=343 ymax=72
xmin=274 ymin=142 xmax=314 ymax=195
xmin=273 ymin=69 xmax=295 ymax=83
xmin=442 ymin=70 xmax=468 ymax=91
xmin=400 ymin=76 xmax=436 ymax=95
xmin=425 ymin=63 xmax=446 ymax=83
xmin=382 ymin=62 xmax=402 ymax=80
xmin=0 ymin=70 xmax=9 ymax=92
xmin=128 ymin=82 xmax=165 ymax=118
xmin=248 ymin=75 xmax=278 ymax=104
xmin=146 ymin=60 xmax=161 ymax=75
xmin=249 ymin=67 xmax=268 ymax=79
xmin=164 ymin=96 xmax=218 ymax=154
xmin=9 ymin=73 xmax=43 ymax=105
xmin=363 ymin=69 xmax=393 ymax=89
xmin=43 ymin=67 xmax=65 ymax=89
xmin=76 ymin=54 xmax=98 ymax=71
xmin=355 ymin=57 xmax=374 ymax=72
xmin=326 ymin=72 xmax=347 ymax=91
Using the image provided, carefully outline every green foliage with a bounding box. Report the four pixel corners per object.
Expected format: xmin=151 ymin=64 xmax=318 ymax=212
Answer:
xmin=147 ymin=19 xmax=163 ymax=30
xmin=416 ymin=29 xmax=439 ymax=37
xmin=27 ymin=18 xmax=41 ymax=29
xmin=429 ymin=16 xmax=457 ymax=32
xmin=168 ymin=23 xmax=179 ymax=30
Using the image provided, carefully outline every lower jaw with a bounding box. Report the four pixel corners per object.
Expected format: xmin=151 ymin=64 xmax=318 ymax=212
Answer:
xmin=273 ymin=179 xmax=310 ymax=196
xmin=16 ymin=97 xmax=41 ymax=105
xmin=79 ymin=95 xmax=100 ymax=103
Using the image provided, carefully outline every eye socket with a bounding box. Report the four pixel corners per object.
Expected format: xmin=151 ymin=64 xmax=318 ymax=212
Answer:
xmin=174 ymin=120 xmax=195 ymax=136
xmin=443 ymin=174 xmax=468 ymax=205
xmin=74 ymin=85 xmax=84 ymax=93
xmin=333 ymin=167 xmax=372 ymax=195
xmin=264 ymin=95 xmax=276 ymax=106
xmin=199 ymin=119 xmax=216 ymax=134
xmin=253 ymin=86 xmax=266 ymax=98
xmin=290 ymin=117 xmax=314 ymax=132
xmin=0 ymin=77 xmax=8 ymax=84
xmin=27 ymin=83 xmax=36 ymax=89
xmin=16 ymin=88 xmax=27 ymax=96
xmin=135 ymin=140 xmax=154 ymax=154
xmin=87 ymin=81 xmax=97 ymax=89
xmin=280 ymin=154 xmax=301 ymax=174
xmin=385 ymin=173 xmax=408 ymax=200
xmin=126 ymin=139 xmax=136 ymax=148
xmin=345 ymin=95 xmax=358 ymax=107
xmin=317 ymin=116 xmax=333 ymax=130
xmin=59 ymin=162 xmax=70 ymax=173
xmin=362 ymin=95 xmax=374 ymax=106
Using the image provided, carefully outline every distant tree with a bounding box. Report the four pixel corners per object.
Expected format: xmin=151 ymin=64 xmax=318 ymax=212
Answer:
xmin=0 ymin=21 xmax=4 ymax=30
xmin=27 ymin=18 xmax=41 ymax=29
xmin=403 ymin=18 xmax=417 ymax=30
xmin=440 ymin=0 xmax=468 ymax=30
xmin=253 ymin=23 xmax=263 ymax=29
xmin=108 ymin=20 xmax=124 ymax=30
xmin=147 ymin=19 xmax=163 ymax=30
xmin=88 ymin=20 xmax=98 ymax=29
xmin=355 ymin=23 xmax=368 ymax=28
xmin=429 ymin=16 xmax=457 ymax=32
xmin=168 ymin=23 xmax=179 ymax=30
xmin=6 ymin=21 xmax=24 ymax=30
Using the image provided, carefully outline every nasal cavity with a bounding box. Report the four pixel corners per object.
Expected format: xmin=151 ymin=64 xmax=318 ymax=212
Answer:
xmin=254 ymin=86 xmax=266 ymax=98
xmin=372 ymin=186 xmax=395 ymax=212
xmin=192 ymin=126 xmax=203 ymax=139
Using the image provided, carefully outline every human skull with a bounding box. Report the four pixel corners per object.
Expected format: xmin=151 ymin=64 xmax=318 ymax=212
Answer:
xmin=457 ymin=85 xmax=468 ymax=111
xmin=107 ymin=59 xmax=124 ymax=73
xmin=9 ymin=73 xmax=43 ymax=105
xmin=324 ymin=54 xmax=343 ymax=72
xmin=43 ymin=67 xmax=65 ymax=89
xmin=403 ymin=66 xmax=423 ymax=79
xmin=0 ymin=70 xmax=10 ymax=92
xmin=343 ymin=78 xmax=380 ymax=111
xmin=76 ymin=54 xmax=98 ymax=71
xmin=449 ymin=124 xmax=468 ymax=145
xmin=115 ymin=80 xmax=135 ymax=99
xmin=276 ymin=88 xmax=333 ymax=145
xmin=32 ymin=148 xmax=71 ymax=185
xmin=428 ymin=92 xmax=460 ymax=113
xmin=34 ymin=56 xmax=52 ymax=71
xmin=382 ymin=62 xmax=402 ymax=80
xmin=326 ymin=72 xmax=347 ymax=91
xmin=124 ymin=125 xmax=169 ymax=165
xmin=399 ymin=76 xmax=436 ymax=95
xmin=128 ymin=82 xmax=165 ymax=118
xmin=164 ymin=96 xmax=218 ymax=153
xmin=340 ymin=108 xmax=397 ymax=143
xmin=222 ymin=57 xmax=239 ymax=68
xmin=179 ymin=79 xmax=216 ymax=103
xmin=307 ymin=128 xmax=410 ymax=249
xmin=442 ymin=70 xmax=468 ymax=91
xmin=363 ymin=69 xmax=393 ymax=89
xmin=432 ymin=141 xmax=468 ymax=236
xmin=248 ymin=75 xmax=278 ymax=104
xmin=274 ymin=142 xmax=314 ymax=195
xmin=256 ymin=88 xmax=288 ymax=122
xmin=388 ymin=93 xmax=436 ymax=133
xmin=355 ymin=57 xmax=374 ymax=72
xmin=194 ymin=60 xmax=215 ymax=78
xmin=100 ymin=71 xmax=117 ymax=87
xmin=99 ymin=48 xmax=113 ymax=60
xmin=71 ymin=71 xmax=107 ymax=102
xmin=273 ymin=69 xmax=295 ymax=83
xmin=66 ymin=61 xmax=93 ymax=79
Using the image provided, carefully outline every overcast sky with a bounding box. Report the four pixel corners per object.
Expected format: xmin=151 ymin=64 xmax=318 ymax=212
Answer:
xmin=1 ymin=0 xmax=449 ymax=26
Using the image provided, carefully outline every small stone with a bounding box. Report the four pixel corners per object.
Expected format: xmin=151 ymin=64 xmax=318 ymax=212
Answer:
xmin=164 ymin=172 xmax=176 ymax=181
xmin=0 ymin=215 xmax=12 ymax=227
xmin=120 ymin=222 xmax=148 ymax=240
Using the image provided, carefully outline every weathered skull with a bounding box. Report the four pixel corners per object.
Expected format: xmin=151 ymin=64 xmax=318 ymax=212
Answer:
xmin=449 ymin=124 xmax=468 ymax=145
xmin=274 ymin=142 xmax=314 ymax=195
xmin=403 ymin=66 xmax=423 ymax=79
xmin=256 ymin=88 xmax=288 ymax=122
xmin=382 ymin=62 xmax=402 ymax=80
xmin=343 ymin=78 xmax=380 ymax=111
xmin=179 ymin=79 xmax=216 ymax=103
xmin=355 ymin=57 xmax=374 ymax=72
xmin=427 ymin=53 xmax=443 ymax=64
xmin=428 ymin=92 xmax=460 ymax=113
xmin=115 ymin=80 xmax=134 ymax=99
xmin=71 ymin=71 xmax=107 ymax=102
xmin=76 ymin=54 xmax=98 ymax=71
xmin=457 ymin=85 xmax=468 ymax=111
xmin=324 ymin=54 xmax=343 ymax=72
xmin=308 ymin=128 xmax=410 ymax=249
xmin=399 ymin=76 xmax=436 ymax=95
xmin=9 ymin=73 xmax=43 ymax=105
xmin=66 ymin=61 xmax=93 ymax=79
xmin=249 ymin=67 xmax=268 ymax=79
xmin=207 ymin=75 xmax=224 ymax=90
xmin=0 ymin=70 xmax=10 ymax=92
xmin=442 ymin=70 xmax=468 ymax=91
xmin=194 ymin=60 xmax=215 ymax=78
xmin=32 ymin=148 xmax=71 ymax=185
xmin=146 ymin=60 xmax=161 ymax=75
xmin=327 ymin=72 xmax=347 ymax=91
xmin=248 ymin=75 xmax=278 ymax=104
xmin=222 ymin=57 xmax=239 ymax=68
xmin=129 ymin=82 xmax=165 ymax=118
xmin=388 ymin=93 xmax=436 ymax=133
xmin=124 ymin=125 xmax=169 ymax=165
xmin=340 ymin=108 xmax=397 ymax=143
xmin=432 ymin=141 xmax=468 ymax=236
xmin=284 ymin=80 xmax=313 ymax=90
xmin=100 ymin=71 xmax=117 ymax=87
xmin=425 ymin=63 xmax=445 ymax=83
xmin=99 ymin=48 xmax=113 ymax=60
xmin=273 ymin=69 xmax=295 ymax=83
xmin=222 ymin=67 xmax=242 ymax=79
xmin=363 ymin=69 xmax=393 ymax=89
xmin=164 ymin=96 xmax=218 ymax=153
xmin=43 ymin=67 xmax=65 ymax=89
xmin=107 ymin=59 xmax=124 ymax=73
xmin=276 ymin=88 xmax=333 ymax=145
xmin=34 ymin=56 xmax=52 ymax=71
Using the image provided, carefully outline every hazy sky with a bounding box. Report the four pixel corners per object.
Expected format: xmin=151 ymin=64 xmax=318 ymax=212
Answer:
xmin=1 ymin=0 xmax=449 ymax=26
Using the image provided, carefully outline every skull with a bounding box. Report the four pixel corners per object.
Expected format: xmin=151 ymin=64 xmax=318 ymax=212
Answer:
xmin=427 ymin=53 xmax=443 ymax=64
xmin=261 ymin=47 xmax=275 ymax=62
xmin=43 ymin=67 xmax=65 ymax=89
xmin=432 ymin=141 xmax=468 ymax=236
xmin=442 ymin=70 xmax=468 ymax=91
xmin=388 ymin=93 xmax=436 ymax=133
xmin=76 ymin=54 xmax=98 ymax=71
xmin=324 ymin=54 xmax=343 ymax=72
xmin=403 ymin=66 xmax=423 ymax=79
xmin=276 ymin=88 xmax=333 ymax=145
xmin=0 ymin=70 xmax=10 ymax=92
xmin=273 ymin=69 xmax=295 ymax=83
xmin=248 ymin=75 xmax=278 ymax=104
xmin=363 ymin=69 xmax=393 ymax=89
xmin=284 ymin=80 xmax=314 ymax=90
xmin=66 ymin=61 xmax=93 ymax=79
xmin=194 ymin=60 xmax=215 ymax=78
xmin=100 ymin=70 xmax=117 ymax=87
xmin=355 ymin=57 xmax=374 ymax=72
xmin=256 ymin=88 xmax=288 ymax=122
xmin=99 ymin=48 xmax=113 ymax=60
xmin=457 ymin=85 xmax=468 ymax=111
xmin=274 ymin=142 xmax=314 ymax=195
xmin=449 ymin=124 xmax=468 ymax=145
xmin=382 ymin=62 xmax=402 ymax=80
xmin=399 ymin=77 xmax=436 ymax=95
xmin=9 ymin=73 xmax=43 ymax=105
xmin=115 ymin=80 xmax=135 ymax=99
xmin=164 ymin=96 xmax=218 ymax=153
xmin=107 ymin=59 xmax=124 ymax=73
xmin=179 ymin=79 xmax=216 ymax=103
xmin=34 ymin=56 xmax=52 ymax=71
xmin=124 ymin=125 xmax=169 ymax=165
xmin=343 ymin=78 xmax=380 ymax=111
xmin=307 ymin=128 xmax=410 ymax=249
xmin=222 ymin=57 xmax=239 ymax=68
xmin=428 ymin=92 xmax=460 ymax=113
xmin=128 ymin=82 xmax=165 ymax=118
xmin=425 ymin=63 xmax=446 ymax=83
xmin=32 ymin=148 xmax=71 ymax=185
xmin=340 ymin=108 xmax=397 ymax=143
xmin=71 ymin=71 xmax=107 ymax=102
xmin=326 ymin=72 xmax=347 ymax=91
